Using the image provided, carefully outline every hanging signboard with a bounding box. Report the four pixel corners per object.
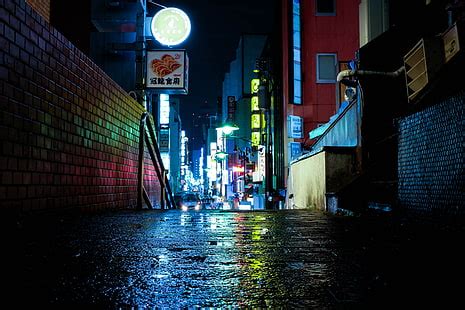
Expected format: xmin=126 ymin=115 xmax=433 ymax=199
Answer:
xmin=251 ymin=131 xmax=261 ymax=147
xmin=251 ymin=114 xmax=261 ymax=129
xmin=227 ymin=96 xmax=236 ymax=121
xmin=251 ymin=96 xmax=259 ymax=112
xmin=250 ymin=78 xmax=261 ymax=146
xmin=159 ymin=94 xmax=170 ymax=128
xmin=151 ymin=7 xmax=191 ymax=47
xmin=146 ymin=50 xmax=189 ymax=94
xmin=287 ymin=115 xmax=303 ymax=138
xmin=253 ymin=145 xmax=266 ymax=183
xmin=288 ymin=142 xmax=302 ymax=162
xmin=159 ymin=129 xmax=170 ymax=152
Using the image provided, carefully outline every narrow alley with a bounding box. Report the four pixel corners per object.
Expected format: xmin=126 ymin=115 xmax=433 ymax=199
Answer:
xmin=5 ymin=209 xmax=464 ymax=308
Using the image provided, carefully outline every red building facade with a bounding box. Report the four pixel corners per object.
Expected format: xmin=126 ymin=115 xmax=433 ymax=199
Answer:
xmin=281 ymin=0 xmax=359 ymax=166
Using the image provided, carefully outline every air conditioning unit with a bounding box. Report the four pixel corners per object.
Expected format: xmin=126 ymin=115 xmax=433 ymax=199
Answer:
xmin=403 ymin=38 xmax=444 ymax=102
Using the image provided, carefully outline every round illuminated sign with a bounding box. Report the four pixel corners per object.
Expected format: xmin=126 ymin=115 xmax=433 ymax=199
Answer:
xmin=151 ymin=7 xmax=191 ymax=46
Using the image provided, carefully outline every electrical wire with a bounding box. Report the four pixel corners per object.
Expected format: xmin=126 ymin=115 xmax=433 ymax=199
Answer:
xmin=147 ymin=0 xmax=167 ymax=9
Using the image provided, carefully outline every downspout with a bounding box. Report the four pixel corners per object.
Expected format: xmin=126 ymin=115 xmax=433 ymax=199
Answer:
xmin=337 ymin=66 xmax=405 ymax=83
xmin=336 ymin=65 xmax=405 ymax=174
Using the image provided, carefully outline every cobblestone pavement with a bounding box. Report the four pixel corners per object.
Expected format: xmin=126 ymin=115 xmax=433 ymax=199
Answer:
xmin=5 ymin=209 xmax=465 ymax=308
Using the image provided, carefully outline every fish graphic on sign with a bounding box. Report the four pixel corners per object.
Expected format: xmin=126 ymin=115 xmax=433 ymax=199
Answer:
xmin=150 ymin=54 xmax=181 ymax=77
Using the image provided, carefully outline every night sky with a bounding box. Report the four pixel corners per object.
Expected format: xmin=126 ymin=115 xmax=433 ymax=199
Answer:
xmin=51 ymin=0 xmax=279 ymax=148
xmin=165 ymin=0 xmax=279 ymax=145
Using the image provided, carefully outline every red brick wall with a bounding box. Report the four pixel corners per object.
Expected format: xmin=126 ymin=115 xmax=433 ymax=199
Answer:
xmin=0 ymin=0 xmax=161 ymax=212
xmin=25 ymin=0 xmax=49 ymax=23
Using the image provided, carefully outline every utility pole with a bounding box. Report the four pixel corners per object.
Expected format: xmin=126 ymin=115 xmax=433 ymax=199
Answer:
xmin=263 ymin=105 xmax=274 ymax=210
xmin=135 ymin=1 xmax=147 ymax=108
xmin=258 ymin=60 xmax=274 ymax=210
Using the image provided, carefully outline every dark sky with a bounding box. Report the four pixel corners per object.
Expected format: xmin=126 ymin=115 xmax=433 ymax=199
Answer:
xmin=162 ymin=0 xmax=279 ymax=141
xmin=51 ymin=0 xmax=279 ymax=147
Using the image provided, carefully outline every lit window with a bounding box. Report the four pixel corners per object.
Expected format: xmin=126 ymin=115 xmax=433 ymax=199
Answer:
xmin=315 ymin=0 xmax=336 ymax=16
xmin=292 ymin=0 xmax=302 ymax=105
xmin=316 ymin=54 xmax=337 ymax=83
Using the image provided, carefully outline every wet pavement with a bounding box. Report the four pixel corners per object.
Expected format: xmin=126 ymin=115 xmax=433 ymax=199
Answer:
xmin=4 ymin=209 xmax=465 ymax=308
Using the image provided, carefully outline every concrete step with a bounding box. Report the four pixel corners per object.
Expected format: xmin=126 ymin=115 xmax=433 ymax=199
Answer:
xmin=326 ymin=177 xmax=398 ymax=215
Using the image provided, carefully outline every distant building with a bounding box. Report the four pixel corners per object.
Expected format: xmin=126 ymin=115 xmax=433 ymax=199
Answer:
xmin=169 ymin=98 xmax=182 ymax=193
xmin=89 ymin=0 xmax=140 ymax=92
xmin=221 ymin=34 xmax=268 ymax=206
xmin=222 ymin=34 xmax=268 ymax=146
xmin=191 ymin=149 xmax=201 ymax=180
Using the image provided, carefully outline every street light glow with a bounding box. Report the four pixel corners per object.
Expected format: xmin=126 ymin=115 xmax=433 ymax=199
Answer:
xmin=215 ymin=151 xmax=228 ymax=161
xmin=216 ymin=123 xmax=239 ymax=135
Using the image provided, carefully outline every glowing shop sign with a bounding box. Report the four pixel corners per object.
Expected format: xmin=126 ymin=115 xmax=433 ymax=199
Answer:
xmin=251 ymin=114 xmax=261 ymax=129
xmin=251 ymin=79 xmax=260 ymax=94
xmin=159 ymin=94 xmax=170 ymax=125
xmin=251 ymin=132 xmax=261 ymax=146
xmin=151 ymin=7 xmax=191 ymax=46
xmin=251 ymin=96 xmax=259 ymax=112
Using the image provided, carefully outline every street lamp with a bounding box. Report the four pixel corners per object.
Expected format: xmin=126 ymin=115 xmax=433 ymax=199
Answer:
xmin=215 ymin=121 xmax=239 ymax=205
xmin=215 ymin=150 xmax=228 ymax=161
xmin=216 ymin=122 xmax=239 ymax=135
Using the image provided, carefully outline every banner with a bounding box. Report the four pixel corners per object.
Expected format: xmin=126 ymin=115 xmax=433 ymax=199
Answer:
xmin=146 ymin=50 xmax=188 ymax=94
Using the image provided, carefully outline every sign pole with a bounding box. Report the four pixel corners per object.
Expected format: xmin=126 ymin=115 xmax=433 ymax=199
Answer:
xmin=135 ymin=1 xmax=147 ymax=108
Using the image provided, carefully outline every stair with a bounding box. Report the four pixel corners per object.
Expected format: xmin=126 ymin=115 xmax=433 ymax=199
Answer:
xmin=325 ymin=175 xmax=398 ymax=216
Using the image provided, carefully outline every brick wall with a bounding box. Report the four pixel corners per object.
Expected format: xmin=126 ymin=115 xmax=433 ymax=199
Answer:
xmin=398 ymin=92 xmax=465 ymax=216
xmin=25 ymin=0 xmax=49 ymax=23
xmin=0 ymin=0 xmax=161 ymax=212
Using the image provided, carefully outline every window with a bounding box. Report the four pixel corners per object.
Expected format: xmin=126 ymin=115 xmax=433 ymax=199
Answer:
xmin=315 ymin=0 xmax=336 ymax=16
xmin=292 ymin=0 xmax=302 ymax=104
xmin=316 ymin=54 xmax=337 ymax=83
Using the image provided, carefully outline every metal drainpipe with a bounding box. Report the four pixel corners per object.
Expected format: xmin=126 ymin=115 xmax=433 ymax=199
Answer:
xmin=336 ymin=67 xmax=405 ymax=82
xmin=262 ymin=88 xmax=274 ymax=210
xmin=336 ymin=65 xmax=406 ymax=176
xmin=266 ymin=108 xmax=274 ymax=210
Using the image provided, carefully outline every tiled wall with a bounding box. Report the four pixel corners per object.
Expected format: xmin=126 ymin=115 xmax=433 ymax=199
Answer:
xmin=398 ymin=92 xmax=464 ymax=216
xmin=25 ymin=0 xmax=49 ymax=23
xmin=0 ymin=0 xmax=161 ymax=212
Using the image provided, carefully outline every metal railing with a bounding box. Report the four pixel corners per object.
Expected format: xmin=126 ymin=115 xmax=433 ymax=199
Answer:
xmin=137 ymin=112 xmax=176 ymax=209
